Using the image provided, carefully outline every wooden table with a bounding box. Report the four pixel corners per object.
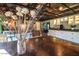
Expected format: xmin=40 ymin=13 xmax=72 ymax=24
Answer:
xmin=0 ymin=36 xmax=79 ymax=56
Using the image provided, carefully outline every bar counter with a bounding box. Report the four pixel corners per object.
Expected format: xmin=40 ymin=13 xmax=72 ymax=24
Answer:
xmin=48 ymin=30 xmax=79 ymax=43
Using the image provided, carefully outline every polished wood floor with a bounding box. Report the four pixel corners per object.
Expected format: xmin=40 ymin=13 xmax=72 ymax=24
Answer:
xmin=0 ymin=36 xmax=79 ymax=56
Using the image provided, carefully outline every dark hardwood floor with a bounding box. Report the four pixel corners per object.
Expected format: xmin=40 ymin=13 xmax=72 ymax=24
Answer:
xmin=0 ymin=36 xmax=79 ymax=56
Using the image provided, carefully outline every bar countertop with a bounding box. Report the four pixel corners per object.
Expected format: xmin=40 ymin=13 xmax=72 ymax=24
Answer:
xmin=48 ymin=30 xmax=79 ymax=43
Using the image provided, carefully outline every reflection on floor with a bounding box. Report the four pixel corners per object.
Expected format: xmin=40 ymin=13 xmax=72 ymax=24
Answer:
xmin=0 ymin=36 xmax=79 ymax=56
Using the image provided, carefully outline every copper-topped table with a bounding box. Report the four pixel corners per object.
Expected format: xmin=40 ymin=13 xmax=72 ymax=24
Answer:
xmin=0 ymin=36 xmax=79 ymax=56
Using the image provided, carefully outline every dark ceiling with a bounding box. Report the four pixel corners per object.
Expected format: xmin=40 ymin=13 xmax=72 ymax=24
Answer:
xmin=0 ymin=3 xmax=79 ymax=21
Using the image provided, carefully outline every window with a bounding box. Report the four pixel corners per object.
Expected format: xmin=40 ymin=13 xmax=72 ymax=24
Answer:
xmin=68 ymin=16 xmax=74 ymax=24
xmin=64 ymin=17 xmax=68 ymax=21
xmin=50 ymin=20 xmax=54 ymax=28
xmin=53 ymin=19 xmax=57 ymax=25
xmin=57 ymin=19 xmax=60 ymax=25
xmin=60 ymin=18 xmax=64 ymax=22
xmin=75 ymin=15 xmax=79 ymax=24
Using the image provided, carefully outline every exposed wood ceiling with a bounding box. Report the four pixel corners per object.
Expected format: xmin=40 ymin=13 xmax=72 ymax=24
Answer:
xmin=0 ymin=3 xmax=79 ymax=21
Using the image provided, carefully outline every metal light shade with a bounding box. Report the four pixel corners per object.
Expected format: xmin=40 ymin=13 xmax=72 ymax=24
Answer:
xmin=21 ymin=8 xmax=29 ymax=15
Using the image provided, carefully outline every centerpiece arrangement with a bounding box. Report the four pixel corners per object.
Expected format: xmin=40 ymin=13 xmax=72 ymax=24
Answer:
xmin=8 ymin=5 xmax=43 ymax=55
xmin=5 ymin=4 xmax=44 ymax=55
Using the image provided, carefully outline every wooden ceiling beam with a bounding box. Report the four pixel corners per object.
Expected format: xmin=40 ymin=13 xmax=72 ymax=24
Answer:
xmin=54 ymin=4 xmax=79 ymax=17
xmin=61 ymin=3 xmax=76 ymax=13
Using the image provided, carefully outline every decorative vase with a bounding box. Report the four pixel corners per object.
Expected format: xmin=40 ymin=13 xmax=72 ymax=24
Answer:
xmin=16 ymin=33 xmax=26 ymax=55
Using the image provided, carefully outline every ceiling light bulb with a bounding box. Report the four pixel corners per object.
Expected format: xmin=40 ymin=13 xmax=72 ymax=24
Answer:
xmin=59 ymin=6 xmax=63 ymax=11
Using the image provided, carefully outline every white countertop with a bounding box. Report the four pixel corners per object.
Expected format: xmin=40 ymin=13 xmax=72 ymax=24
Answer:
xmin=48 ymin=30 xmax=79 ymax=43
